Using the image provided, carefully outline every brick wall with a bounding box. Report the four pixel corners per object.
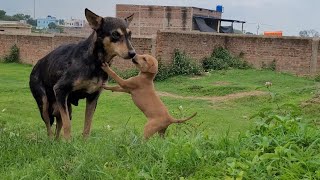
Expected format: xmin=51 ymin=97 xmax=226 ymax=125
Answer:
xmin=0 ymin=33 xmax=155 ymax=70
xmin=1 ymin=31 xmax=319 ymax=76
xmin=116 ymin=4 xmax=221 ymax=36
xmin=155 ymin=31 xmax=318 ymax=76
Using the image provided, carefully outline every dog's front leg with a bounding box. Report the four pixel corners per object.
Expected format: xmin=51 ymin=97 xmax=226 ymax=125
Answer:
xmin=83 ymin=91 xmax=100 ymax=138
xmin=101 ymin=63 xmax=128 ymax=88
xmin=53 ymin=83 xmax=72 ymax=140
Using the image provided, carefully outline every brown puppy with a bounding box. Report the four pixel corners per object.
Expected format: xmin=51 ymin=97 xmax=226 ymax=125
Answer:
xmin=101 ymin=54 xmax=197 ymax=139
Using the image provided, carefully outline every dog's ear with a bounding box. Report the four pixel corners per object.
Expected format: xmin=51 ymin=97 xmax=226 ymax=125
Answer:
xmin=125 ymin=13 xmax=134 ymax=25
xmin=85 ymin=8 xmax=102 ymax=30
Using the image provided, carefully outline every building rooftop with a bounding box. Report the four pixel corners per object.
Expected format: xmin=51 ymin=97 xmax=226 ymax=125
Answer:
xmin=117 ymin=4 xmax=219 ymax=12
xmin=0 ymin=21 xmax=32 ymax=29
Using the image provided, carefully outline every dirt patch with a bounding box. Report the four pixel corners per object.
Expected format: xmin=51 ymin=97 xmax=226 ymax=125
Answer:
xmin=211 ymin=81 xmax=232 ymax=86
xmin=157 ymin=91 xmax=267 ymax=102
xmin=301 ymin=94 xmax=320 ymax=107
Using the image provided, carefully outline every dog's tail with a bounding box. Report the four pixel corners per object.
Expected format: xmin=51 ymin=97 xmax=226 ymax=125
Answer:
xmin=171 ymin=112 xmax=197 ymax=123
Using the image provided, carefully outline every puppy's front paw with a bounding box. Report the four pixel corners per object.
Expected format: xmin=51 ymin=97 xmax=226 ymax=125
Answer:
xmin=101 ymin=63 xmax=110 ymax=71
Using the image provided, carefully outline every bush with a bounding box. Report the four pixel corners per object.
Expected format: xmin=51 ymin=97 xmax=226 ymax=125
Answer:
xmin=315 ymin=74 xmax=320 ymax=82
xmin=3 ymin=44 xmax=20 ymax=63
xmin=262 ymin=59 xmax=277 ymax=71
xmin=202 ymin=47 xmax=251 ymax=71
xmin=171 ymin=50 xmax=203 ymax=76
xmin=155 ymin=50 xmax=203 ymax=81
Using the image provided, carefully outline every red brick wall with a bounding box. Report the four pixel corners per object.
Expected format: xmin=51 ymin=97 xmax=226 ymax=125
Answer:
xmin=226 ymin=35 xmax=314 ymax=75
xmin=155 ymin=31 xmax=226 ymax=64
xmin=1 ymin=31 xmax=319 ymax=76
xmin=0 ymin=33 xmax=155 ymax=71
xmin=155 ymin=31 xmax=317 ymax=75
xmin=116 ymin=4 xmax=221 ymax=36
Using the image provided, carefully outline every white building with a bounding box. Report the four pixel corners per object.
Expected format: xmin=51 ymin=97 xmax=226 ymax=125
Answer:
xmin=63 ymin=19 xmax=85 ymax=28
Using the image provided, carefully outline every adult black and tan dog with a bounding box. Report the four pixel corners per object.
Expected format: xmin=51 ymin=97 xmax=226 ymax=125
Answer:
xmin=29 ymin=9 xmax=135 ymax=140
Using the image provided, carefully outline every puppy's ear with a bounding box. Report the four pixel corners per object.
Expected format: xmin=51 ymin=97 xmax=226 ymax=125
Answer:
xmin=85 ymin=8 xmax=102 ymax=30
xmin=147 ymin=60 xmax=158 ymax=74
xmin=125 ymin=13 xmax=134 ymax=25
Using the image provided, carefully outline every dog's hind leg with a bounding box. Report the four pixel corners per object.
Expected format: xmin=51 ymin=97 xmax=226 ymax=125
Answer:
xmin=30 ymin=82 xmax=54 ymax=138
xmin=55 ymin=115 xmax=62 ymax=140
xmin=83 ymin=92 xmax=100 ymax=138
xmin=53 ymin=103 xmax=71 ymax=140
xmin=53 ymin=83 xmax=72 ymax=140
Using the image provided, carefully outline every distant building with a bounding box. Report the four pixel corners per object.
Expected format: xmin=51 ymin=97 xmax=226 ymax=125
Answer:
xmin=63 ymin=22 xmax=92 ymax=35
xmin=63 ymin=19 xmax=85 ymax=28
xmin=116 ymin=4 xmax=245 ymax=36
xmin=0 ymin=21 xmax=32 ymax=34
xmin=37 ymin=15 xmax=59 ymax=29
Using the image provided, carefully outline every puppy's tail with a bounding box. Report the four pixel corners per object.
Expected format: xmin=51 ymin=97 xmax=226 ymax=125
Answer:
xmin=171 ymin=112 xmax=197 ymax=123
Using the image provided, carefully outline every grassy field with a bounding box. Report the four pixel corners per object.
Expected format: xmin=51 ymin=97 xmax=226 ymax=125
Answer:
xmin=0 ymin=63 xmax=319 ymax=179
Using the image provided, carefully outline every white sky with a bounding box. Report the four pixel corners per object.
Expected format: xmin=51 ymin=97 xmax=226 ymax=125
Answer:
xmin=1 ymin=0 xmax=319 ymax=36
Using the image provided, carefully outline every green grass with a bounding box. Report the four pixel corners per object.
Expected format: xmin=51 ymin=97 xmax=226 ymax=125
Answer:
xmin=0 ymin=63 xmax=319 ymax=179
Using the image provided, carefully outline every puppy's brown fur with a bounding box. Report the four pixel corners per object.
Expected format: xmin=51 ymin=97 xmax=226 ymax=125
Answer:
xmin=102 ymin=54 xmax=197 ymax=139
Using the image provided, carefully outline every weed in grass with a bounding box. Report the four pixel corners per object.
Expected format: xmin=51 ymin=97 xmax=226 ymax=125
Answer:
xmin=3 ymin=44 xmax=20 ymax=63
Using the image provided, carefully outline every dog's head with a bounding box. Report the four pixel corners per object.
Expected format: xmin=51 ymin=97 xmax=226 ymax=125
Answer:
xmin=85 ymin=8 xmax=136 ymax=60
xmin=132 ymin=54 xmax=158 ymax=75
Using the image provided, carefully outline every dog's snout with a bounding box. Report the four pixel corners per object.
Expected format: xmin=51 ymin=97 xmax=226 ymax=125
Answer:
xmin=128 ymin=51 xmax=136 ymax=59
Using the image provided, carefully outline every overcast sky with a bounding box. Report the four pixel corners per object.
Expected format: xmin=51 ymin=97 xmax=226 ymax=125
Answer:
xmin=1 ymin=0 xmax=319 ymax=36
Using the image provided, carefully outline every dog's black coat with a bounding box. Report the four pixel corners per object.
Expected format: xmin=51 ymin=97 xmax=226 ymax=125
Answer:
xmin=29 ymin=10 xmax=135 ymax=134
xmin=30 ymin=33 xmax=106 ymax=125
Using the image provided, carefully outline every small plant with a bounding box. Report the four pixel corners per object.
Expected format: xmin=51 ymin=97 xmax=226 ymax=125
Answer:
xmin=155 ymin=50 xmax=203 ymax=81
xmin=154 ymin=60 xmax=172 ymax=81
xmin=202 ymin=47 xmax=251 ymax=71
xmin=261 ymin=59 xmax=276 ymax=71
xmin=314 ymin=74 xmax=320 ymax=82
xmin=171 ymin=49 xmax=203 ymax=76
xmin=3 ymin=44 xmax=20 ymax=63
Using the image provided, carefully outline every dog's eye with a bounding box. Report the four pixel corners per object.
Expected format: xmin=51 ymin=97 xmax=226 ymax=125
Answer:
xmin=143 ymin=58 xmax=147 ymax=61
xmin=111 ymin=31 xmax=121 ymax=40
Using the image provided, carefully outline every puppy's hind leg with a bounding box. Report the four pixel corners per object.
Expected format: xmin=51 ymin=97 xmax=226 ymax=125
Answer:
xmin=158 ymin=127 xmax=168 ymax=138
xmin=143 ymin=120 xmax=166 ymax=140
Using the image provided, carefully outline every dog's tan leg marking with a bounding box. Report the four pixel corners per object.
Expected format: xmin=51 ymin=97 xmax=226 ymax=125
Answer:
xmin=55 ymin=115 xmax=62 ymax=140
xmin=58 ymin=103 xmax=71 ymax=140
xmin=42 ymin=96 xmax=53 ymax=138
xmin=83 ymin=97 xmax=98 ymax=138
xmin=103 ymin=85 xmax=130 ymax=93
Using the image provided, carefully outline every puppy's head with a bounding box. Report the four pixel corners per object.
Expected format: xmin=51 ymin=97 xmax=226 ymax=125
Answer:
xmin=132 ymin=54 xmax=158 ymax=75
xmin=85 ymin=8 xmax=136 ymax=60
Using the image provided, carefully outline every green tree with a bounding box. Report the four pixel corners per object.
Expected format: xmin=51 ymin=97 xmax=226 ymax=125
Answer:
xmin=0 ymin=10 xmax=6 ymax=19
xmin=58 ymin=19 xmax=64 ymax=25
xmin=27 ymin=19 xmax=37 ymax=26
xmin=12 ymin=13 xmax=26 ymax=20
xmin=48 ymin=22 xmax=57 ymax=29
xmin=299 ymin=29 xmax=319 ymax=37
